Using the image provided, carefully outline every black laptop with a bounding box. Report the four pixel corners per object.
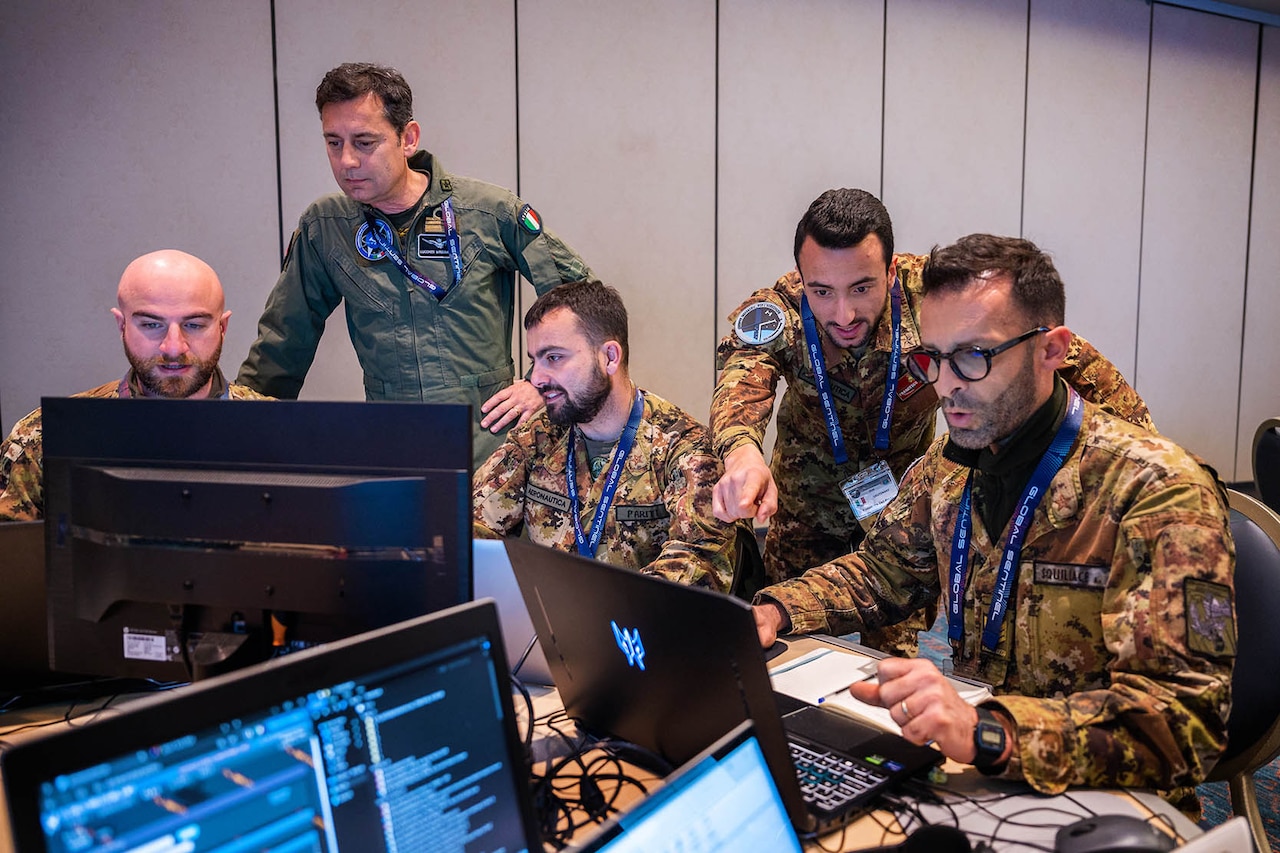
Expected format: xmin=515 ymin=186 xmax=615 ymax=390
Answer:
xmin=2 ymin=599 xmax=542 ymax=853
xmin=504 ymin=537 xmax=942 ymax=837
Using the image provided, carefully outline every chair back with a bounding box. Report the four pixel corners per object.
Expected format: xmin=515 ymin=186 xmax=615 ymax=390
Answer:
xmin=1254 ymin=418 xmax=1280 ymax=515
xmin=1209 ymin=490 xmax=1280 ymax=781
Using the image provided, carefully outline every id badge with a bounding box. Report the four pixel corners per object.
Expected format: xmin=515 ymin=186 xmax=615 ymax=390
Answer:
xmin=840 ymin=460 xmax=898 ymax=522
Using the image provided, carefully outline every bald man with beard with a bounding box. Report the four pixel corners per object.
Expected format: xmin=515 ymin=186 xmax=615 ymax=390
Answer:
xmin=0 ymin=250 xmax=272 ymax=521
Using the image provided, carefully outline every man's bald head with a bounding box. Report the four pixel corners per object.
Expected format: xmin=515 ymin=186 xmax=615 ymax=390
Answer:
xmin=116 ymin=249 xmax=225 ymax=315
xmin=111 ymin=250 xmax=231 ymax=398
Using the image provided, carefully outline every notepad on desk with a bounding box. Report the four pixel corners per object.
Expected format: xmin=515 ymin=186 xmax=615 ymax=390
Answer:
xmin=769 ymin=645 xmax=992 ymax=735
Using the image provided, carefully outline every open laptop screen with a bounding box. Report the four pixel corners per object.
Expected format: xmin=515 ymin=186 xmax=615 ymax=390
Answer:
xmin=4 ymin=601 xmax=539 ymax=853
xmin=575 ymin=721 xmax=802 ymax=853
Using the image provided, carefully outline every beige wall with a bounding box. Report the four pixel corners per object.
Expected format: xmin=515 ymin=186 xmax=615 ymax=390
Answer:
xmin=2 ymin=0 xmax=1278 ymax=480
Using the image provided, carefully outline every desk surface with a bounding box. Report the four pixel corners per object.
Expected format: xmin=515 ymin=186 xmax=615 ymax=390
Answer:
xmin=0 ymin=636 xmax=1205 ymax=853
xmin=523 ymin=634 xmax=1203 ymax=852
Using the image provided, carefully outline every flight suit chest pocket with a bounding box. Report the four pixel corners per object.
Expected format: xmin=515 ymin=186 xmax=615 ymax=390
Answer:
xmin=332 ymin=251 xmax=398 ymax=318
xmin=1025 ymin=561 xmax=1109 ymax=694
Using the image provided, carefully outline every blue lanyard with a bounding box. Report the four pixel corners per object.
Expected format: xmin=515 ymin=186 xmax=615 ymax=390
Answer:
xmin=566 ymin=389 xmax=645 ymax=558
xmin=363 ymin=196 xmax=463 ymax=300
xmin=799 ymin=275 xmax=903 ymax=464
xmin=947 ymin=389 xmax=1084 ymax=653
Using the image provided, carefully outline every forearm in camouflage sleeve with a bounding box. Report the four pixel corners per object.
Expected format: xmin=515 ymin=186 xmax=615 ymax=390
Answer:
xmin=0 ymin=415 xmax=45 ymax=522
xmin=471 ymin=430 xmax=536 ymax=537
xmin=645 ymin=441 xmax=737 ymax=593
xmin=710 ymin=345 xmax=781 ymax=460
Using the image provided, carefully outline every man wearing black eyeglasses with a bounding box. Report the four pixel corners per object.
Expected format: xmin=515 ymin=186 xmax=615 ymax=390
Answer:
xmin=751 ymin=234 xmax=1233 ymax=814
xmin=711 ymin=189 xmax=1154 ymax=657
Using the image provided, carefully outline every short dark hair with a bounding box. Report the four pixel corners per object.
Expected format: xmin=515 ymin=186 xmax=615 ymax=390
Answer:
xmin=921 ymin=234 xmax=1066 ymax=327
xmin=315 ymin=62 xmax=414 ymax=134
xmin=793 ymin=189 xmax=894 ymax=270
xmin=524 ymin=280 xmax=630 ymax=367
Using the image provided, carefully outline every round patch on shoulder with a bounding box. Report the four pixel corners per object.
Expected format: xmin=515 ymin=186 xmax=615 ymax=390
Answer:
xmin=734 ymin=300 xmax=787 ymax=346
xmin=355 ymin=219 xmax=393 ymax=261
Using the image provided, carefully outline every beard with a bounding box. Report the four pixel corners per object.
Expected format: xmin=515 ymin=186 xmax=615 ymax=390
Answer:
xmin=942 ymin=350 xmax=1039 ymax=450
xmin=543 ymin=365 xmax=612 ymax=427
xmin=125 ymin=338 xmax=222 ymax=398
xmin=825 ymin=304 xmax=883 ymax=350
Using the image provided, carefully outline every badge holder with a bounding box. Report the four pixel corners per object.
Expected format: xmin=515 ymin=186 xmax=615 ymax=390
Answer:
xmin=840 ymin=460 xmax=899 ymax=532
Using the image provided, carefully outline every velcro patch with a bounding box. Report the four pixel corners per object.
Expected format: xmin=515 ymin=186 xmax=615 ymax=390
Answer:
xmin=733 ymin=300 xmax=786 ymax=346
xmin=1033 ymin=562 xmax=1109 ymax=589
xmin=518 ymin=204 xmax=542 ymax=235
xmin=417 ymin=234 xmax=449 ymax=259
xmin=1185 ymin=578 xmax=1236 ymax=659
xmin=615 ymin=504 xmax=670 ymax=523
xmin=526 ymin=483 xmax=570 ymax=512
xmin=798 ymin=367 xmax=856 ymax=403
xmin=896 ymin=372 xmax=925 ymax=400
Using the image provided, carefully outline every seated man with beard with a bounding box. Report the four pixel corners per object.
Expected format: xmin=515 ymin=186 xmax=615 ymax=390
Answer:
xmin=0 ymin=250 xmax=271 ymax=521
xmin=473 ymin=279 xmax=739 ymax=592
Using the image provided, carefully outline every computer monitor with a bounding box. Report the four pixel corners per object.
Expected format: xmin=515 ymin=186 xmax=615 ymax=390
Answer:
xmin=40 ymin=397 xmax=472 ymax=683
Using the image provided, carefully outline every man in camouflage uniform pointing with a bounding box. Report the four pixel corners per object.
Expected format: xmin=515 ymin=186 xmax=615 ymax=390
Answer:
xmin=753 ymin=234 xmax=1233 ymax=814
xmin=474 ymin=280 xmax=737 ymax=592
xmin=712 ymin=189 xmax=1154 ymax=655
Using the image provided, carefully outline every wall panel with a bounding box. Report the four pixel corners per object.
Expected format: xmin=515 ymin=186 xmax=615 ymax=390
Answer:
xmin=882 ymin=0 xmax=1028 ymax=253
xmin=1023 ymin=0 xmax=1150 ymax=382
xmin=716 ymin=0 xmax=884 ymax=344
xmin=1137 ymin=4 xmax=1257 ymax=476
xmin=0 ymin=0 xmax=277 ymax=432
xmin=1238 ymin=25 xmax=1280 ymax=476
xmin=517 ymin=0 xmax=718 ymax=418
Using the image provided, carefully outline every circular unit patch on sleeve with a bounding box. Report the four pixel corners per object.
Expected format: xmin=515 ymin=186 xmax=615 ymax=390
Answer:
xmin=733 ymin=299 xmax=787 ymax=346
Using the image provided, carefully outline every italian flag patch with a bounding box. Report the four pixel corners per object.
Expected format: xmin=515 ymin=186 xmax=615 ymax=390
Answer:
xmin=518 ymin=204 xmax=542 ymax=235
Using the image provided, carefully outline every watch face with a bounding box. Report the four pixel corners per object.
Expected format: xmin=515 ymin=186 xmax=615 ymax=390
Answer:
xmin=978 ymin=724 xmax=1004 ymax=750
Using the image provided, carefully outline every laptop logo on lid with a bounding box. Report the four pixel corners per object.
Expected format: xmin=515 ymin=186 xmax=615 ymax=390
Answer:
xmin=611 ymin=621 xmax=646 ymax=670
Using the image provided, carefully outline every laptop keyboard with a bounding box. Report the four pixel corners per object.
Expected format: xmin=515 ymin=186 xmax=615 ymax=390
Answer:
xmin=789 ymin=740 xmax=888 ymax=813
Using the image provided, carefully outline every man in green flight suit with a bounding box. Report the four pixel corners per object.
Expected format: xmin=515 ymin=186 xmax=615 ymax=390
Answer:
xmin=237 ymin=62 xmax=592 ymax=467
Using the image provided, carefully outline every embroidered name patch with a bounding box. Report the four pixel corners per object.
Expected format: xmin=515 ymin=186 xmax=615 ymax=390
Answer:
xmin=1185 ymin=578 xmax=1236 ymax=659
xmin=733 ymin=300 xmax=786 ymax=346
xmin=897 ymin=372 xmax=925 ymax=400
xmin=798 ymin=367 xmax=856 ymax=403
xmin=526 ymin=483 xmax=570 ymax=512
xmin=615 ymin=504 xmax=670 ymax=523
xmin=1032 ymin=562 xmax=1109 ymax=589
xmin=417 ymin=216 xmax=449 ymax=259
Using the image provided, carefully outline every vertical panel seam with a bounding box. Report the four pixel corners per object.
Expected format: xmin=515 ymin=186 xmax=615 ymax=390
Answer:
xmin=1235 ymin=24 xmax=1265 ymax=479
xmin=713 ymin=0 xmax=721 ymax=394
xmin=514 ymin=0 xmax=525 ymax=378
xmin=879 ymin=0 xmax=888 ymax=199
xmin=1135 ymin=3 xmax=1154 ymax=395
xmin=270 ymin=0 xmax=283 ymax=263
xmin=1020 ymin=0 xmax=1031 ymax=237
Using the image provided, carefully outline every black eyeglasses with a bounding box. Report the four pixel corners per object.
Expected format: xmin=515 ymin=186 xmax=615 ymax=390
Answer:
xmin=904 ymin=326 xmax=1050 ymax=384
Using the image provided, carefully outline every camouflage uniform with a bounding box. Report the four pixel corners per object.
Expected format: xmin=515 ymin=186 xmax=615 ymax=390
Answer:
xmin=0 ymin=372 xmax=272 ymax=521
xmin=758 ymin=394 xmax=1234 ymax=809
xmin=473 ymin=390 xmax=737 ymax=592
xmin=713 ymin=254 xmax=1156 ymax=655
xmin=237 ymin=150 xmax=593 ymax=469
